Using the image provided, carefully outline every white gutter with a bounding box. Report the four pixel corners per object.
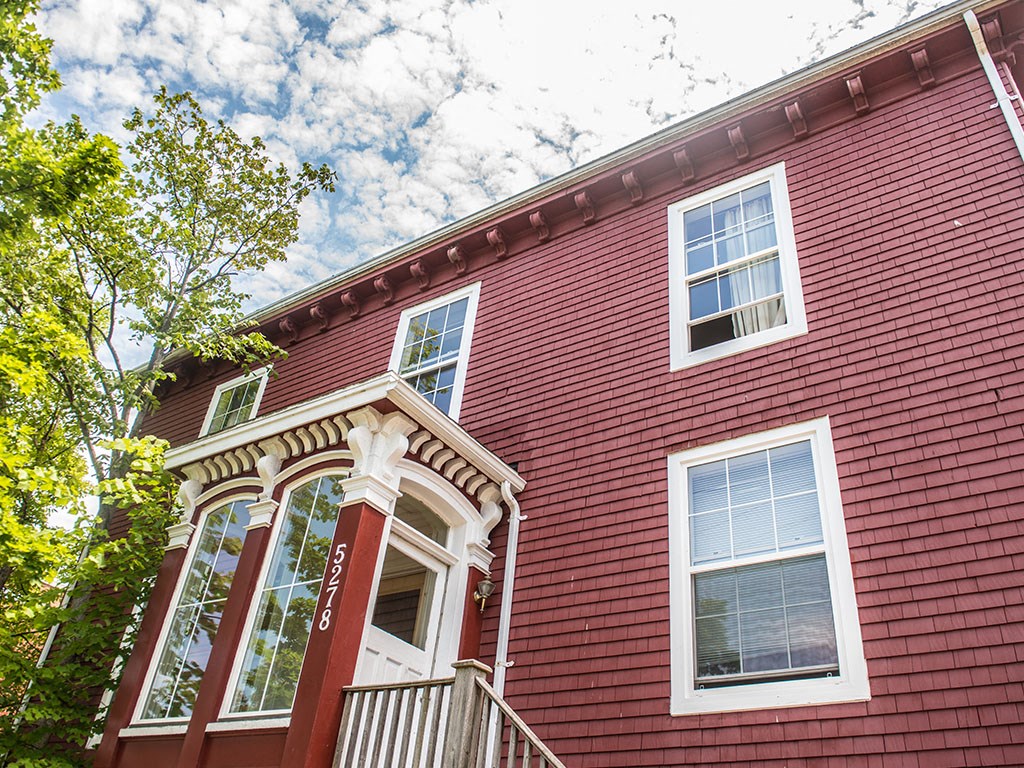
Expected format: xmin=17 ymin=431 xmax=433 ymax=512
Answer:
xmin=965 ymin=9 xmax=1024 ymax=162
xmin=492 ymin=480 xmax=524 ymax=699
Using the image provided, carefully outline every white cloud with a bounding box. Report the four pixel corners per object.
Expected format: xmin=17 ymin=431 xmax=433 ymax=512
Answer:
xmin=38 ymin=0 xmax=952 ymax=307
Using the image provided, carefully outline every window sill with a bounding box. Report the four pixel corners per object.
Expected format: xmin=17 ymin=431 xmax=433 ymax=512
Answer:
xmin=671 ymin=674 xmax=870 ymax=716
xmin=207 ymin=715 xmax=291 ymax=732
xmin=120 ymin=722 xmax=189 ymax=738
xmin=670 ymin=320 xmax=807 ymax=371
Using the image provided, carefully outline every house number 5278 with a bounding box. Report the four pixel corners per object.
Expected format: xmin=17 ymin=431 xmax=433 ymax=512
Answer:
xmin=318 ymin=543 xmax=348 ymax=631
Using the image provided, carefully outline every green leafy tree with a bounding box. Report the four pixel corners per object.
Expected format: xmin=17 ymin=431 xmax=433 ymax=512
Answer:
xmin=0 ymin=3 xmax=335 ymax=763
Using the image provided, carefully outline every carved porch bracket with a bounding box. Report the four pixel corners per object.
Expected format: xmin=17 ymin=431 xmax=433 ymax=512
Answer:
xmin=622 ymin=170 xmax=644 ymax=204
xmin=846 ymin=73 xmax=870 ymax=115
xmin=909 ymin=47 xmax=935 ymax=89
xmin=447 ymin=244 xmax=468 ymax=276
xmin=340 ymin=290 xmax=361 ymax=319
xmin=410 ymin=258 xmax=431 ymax=290
xmin=166 ymin=475 xmax=204 ymax=550
xmin=727 ymin=124 xmax=750 ymax=161
xmin=343 ymin=406 xmax=419 ymax=513
xmin=785 ymin=101 xmax=809 ymax=140
xmin=529 ymin=210 xmax=550 ymax=242
xmin=374 ymin=275 xmax=395 ymax=305
xmin=574 ymin=190 xmax=596 ymax=224
xmin=486 ymin=227 xmax=508 ymax=259
xmin=310 ymin=303 xmax=330 ymax=332
xmin=673 ymin=148 xmax=696 ymax=183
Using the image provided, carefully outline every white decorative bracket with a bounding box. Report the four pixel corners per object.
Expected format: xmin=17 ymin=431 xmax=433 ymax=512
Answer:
xmin=342 ymin=406 xmax=419 ymax=513
xmin=166 ymin=476 xmax=203 ymax=550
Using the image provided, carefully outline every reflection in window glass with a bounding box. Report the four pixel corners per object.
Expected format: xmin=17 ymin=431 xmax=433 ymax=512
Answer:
xmin=229 ymin=475 xmax=344 ymax=713
xmin=141 ymin=500 xmax=248 ymax=719
xmin=370 ymin=546 xmax=436 ymax=650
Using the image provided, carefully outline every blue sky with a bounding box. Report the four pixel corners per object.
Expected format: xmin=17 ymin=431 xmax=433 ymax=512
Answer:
xmin=37 ymin=0 xmax=948 ymax=308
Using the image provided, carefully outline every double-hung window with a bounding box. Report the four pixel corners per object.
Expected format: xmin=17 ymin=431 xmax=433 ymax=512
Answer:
xmin=389 ymin=283 xmax=481 ymax=419
xmin=668 ymin=162 xmax=807 ymax=368
xmin=137 ymin=500 xmax=249 ymax=721
xmin=226 ymin=474 xmax=345 ymax=715
xmin=668 ymin=418 xmax=869 ymax=714
xmin=200 ymin=367 xmax=271 ymax=436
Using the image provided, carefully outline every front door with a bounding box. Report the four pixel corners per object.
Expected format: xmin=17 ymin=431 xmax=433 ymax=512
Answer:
xmin=355 ymin=518 xmax=456 ymax=684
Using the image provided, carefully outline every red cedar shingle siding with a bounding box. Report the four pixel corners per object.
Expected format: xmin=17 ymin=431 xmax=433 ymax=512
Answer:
xmin=137 ymin=58 xmax=1024 ymax=766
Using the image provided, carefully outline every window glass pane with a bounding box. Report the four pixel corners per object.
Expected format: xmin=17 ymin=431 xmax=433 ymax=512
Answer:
xmin=746 ymin=223 xmax=778 ymax=254
xmin=740 ymin=608 xmax=789 ymax=673
xmin=689 ymin=461 xmax=727 ymax=514
xmin=693 ymin=555 xmax=837 ymax=682
xmin=715 ymin=233 xmax=745 ymax=265
xmin=684 ymin=204 xmax=713 ymax=245
xmin=445 ymin=297 xmax=468 ymax=330
xmin=775 ymin=493 xmax=823 ymax=549
xmin=230 ymin=476 xmax=344 ymax=714
xmin=691 ymin=510 xmax=731 ymax=564
xmin=712 ymin=193 xmax=742 ymax=234
xmin=689 ymin=277 xmax=719 ymax=321
xmin=141 ymin=500 xmax=246 ymax=720
xmin=741 ymin=182 xmax=773 ymax=221
xmin=695 ymin=613 xmax=740 ymax=678
xmin=728 ymin=451 xmax=770 ymax=505
xmin=394 ymin=495 xmax=449 ymax=546
xmin=769 ymin=441 xmax=816 ymax=495
xmin=686 ymin=243 xmax=714 ymax=275
xmin=749 ymin=255 xmax=783 ymax=300
xmin=731 ymin=501 xmax=775 ymax=557
xmin=371 ymin=547 xmax=437 ymax=650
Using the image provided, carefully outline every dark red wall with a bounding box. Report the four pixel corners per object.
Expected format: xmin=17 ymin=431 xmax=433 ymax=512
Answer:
xmin=135 ymin=52 xmax=1024 ymax=768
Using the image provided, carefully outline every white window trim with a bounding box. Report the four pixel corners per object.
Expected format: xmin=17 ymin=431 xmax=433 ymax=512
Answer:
xmin=667 ymin=162 xmax=807 ymax=370
xmin=131 ymin=496 xmax=255 ymax=726
xmin=387 ymin=282 xmax=481 ymax=421
xmin=199 ymin=366 xmax=272 ymax=438
xmin=667 ymin=417 xmax=869 ymax=715
xmin=220 ymin=469 xmax=347 ymax=719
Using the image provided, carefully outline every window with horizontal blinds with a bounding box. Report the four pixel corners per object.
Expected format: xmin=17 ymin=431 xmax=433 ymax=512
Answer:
xmin=687 ymin=438 xmax=838 ymax=685
xmin=669 ymin=419 xmax=869 ymax=713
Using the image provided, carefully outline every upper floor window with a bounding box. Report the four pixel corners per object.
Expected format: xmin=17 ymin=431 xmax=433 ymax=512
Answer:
xmin=668 ymin=162 xmax=807 ymax=369
xmin=389 ymin=283 xmax=481 ymax=419
xmin=200 ymin=367 xmax=271 ymax=436
xmin=226 ymin=474 xmax=344 ymax=715
xmin=137 ymin=499 xmax=249 ymax=721
xmin=667 ymin=418 xmax=869 ymax=714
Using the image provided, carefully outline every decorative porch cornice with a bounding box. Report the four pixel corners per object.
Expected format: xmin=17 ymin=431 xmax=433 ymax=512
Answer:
xmin=164 ymin=372 xmax=525 ymax=523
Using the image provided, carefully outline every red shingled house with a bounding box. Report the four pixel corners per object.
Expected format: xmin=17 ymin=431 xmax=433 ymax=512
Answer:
xmin=93 ymin=1 xmax=1024 ymax=765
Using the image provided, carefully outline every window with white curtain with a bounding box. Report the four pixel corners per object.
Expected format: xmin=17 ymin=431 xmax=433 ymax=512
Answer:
xmin=668 ymin=162 xmax=807 ymax=369
xmin=388 ymin=283 xmax=481 ymax=420
xmin=668 ymin=418 xmax=869 ymax=714
xmin=137 ymin=499 xmax=249 ymax=721
xmin=226 ymin=474 xmax=345 ymax=715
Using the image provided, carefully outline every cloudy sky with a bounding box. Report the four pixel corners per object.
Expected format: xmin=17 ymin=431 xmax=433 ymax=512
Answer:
xmin=37 ymin=0 xmax=950 ymax=308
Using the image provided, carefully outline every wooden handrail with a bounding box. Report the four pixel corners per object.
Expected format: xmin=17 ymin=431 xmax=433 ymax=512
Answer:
xmin=334 ymin=660 xmax=567 ymax=768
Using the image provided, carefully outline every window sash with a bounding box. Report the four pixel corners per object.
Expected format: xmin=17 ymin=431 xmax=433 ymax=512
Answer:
xmin=139 ymin=501 xmax=247 ymax=720
xmin=228 ymin=474 xmax=345 ymax=715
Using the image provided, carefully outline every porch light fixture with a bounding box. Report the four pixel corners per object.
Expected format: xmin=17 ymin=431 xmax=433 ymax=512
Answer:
xmin=474 ymin=576 xmax=495 ymax=613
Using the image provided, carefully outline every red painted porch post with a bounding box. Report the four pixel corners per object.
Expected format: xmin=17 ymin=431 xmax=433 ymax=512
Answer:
xmin=280 ymin=499 xmax=387 ymax=768
xmin=93 ymin=548 xmax=188 ymax=768
xmin=459 ymin=565 xmax=489 ymax=660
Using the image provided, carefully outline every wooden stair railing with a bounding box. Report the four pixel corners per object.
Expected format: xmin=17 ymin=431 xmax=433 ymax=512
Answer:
xmin=334 ymin=660 xmax=567 ymax=768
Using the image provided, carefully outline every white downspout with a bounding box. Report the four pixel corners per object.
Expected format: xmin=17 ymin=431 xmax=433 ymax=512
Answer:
xmin=492 ymin=480 xmax=524 ymax=699
xmin=965 ymin=9 xmax=1024 ymax=162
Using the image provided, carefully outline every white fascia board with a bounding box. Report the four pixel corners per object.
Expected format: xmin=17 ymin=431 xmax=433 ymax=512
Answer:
xmin=164 ymin=372 xmax=525 ymax=492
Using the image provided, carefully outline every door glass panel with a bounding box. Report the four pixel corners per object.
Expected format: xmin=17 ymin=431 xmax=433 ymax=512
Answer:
xmin=371 ymin=546 xmax=437 ymax=650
